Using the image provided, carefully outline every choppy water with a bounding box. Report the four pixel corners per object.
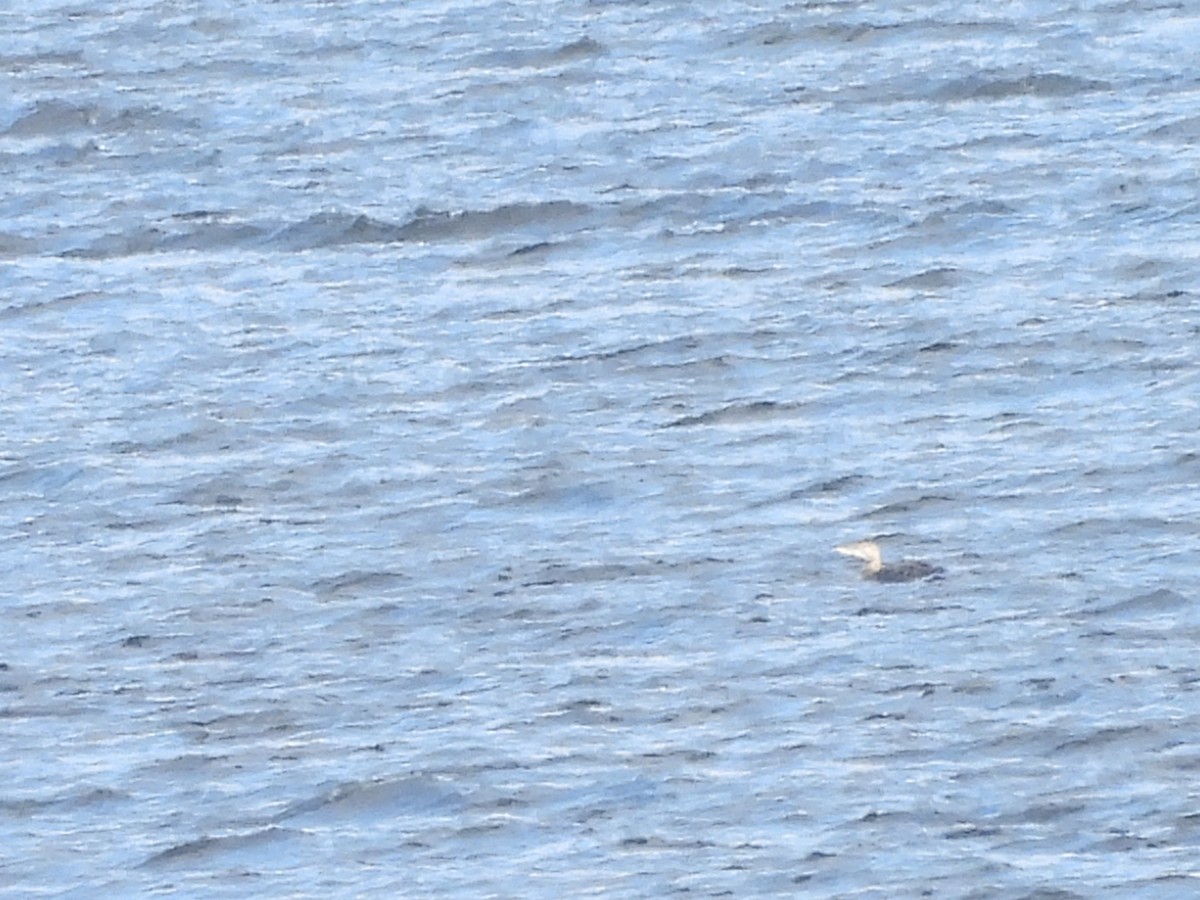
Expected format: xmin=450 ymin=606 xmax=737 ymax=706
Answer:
xmin=3 ymin=1 xmax=1200 ymax=896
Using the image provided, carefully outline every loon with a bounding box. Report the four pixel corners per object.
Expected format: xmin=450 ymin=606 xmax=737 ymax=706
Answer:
xmin=835 ymin=539 xmax=942 ymax=583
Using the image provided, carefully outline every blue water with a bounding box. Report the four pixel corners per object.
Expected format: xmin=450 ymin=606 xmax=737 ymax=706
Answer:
xmin=3 ymin=1 xmax=1200 ymax=896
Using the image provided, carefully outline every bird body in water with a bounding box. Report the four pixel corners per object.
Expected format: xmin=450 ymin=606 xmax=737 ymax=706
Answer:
xmin=835 ymin=539 xmax=942 ymax=583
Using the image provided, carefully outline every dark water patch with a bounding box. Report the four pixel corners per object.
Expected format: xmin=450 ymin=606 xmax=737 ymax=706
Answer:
xmin=742 ymin=17 xmax=965 ymax=53
xmin=1011 ymin=801 xmax=1087 ymax=825
xmin=1121 ymin=287 xmax=1196 ymax=308
xmin=861 ymin=496 xmax=955 ymax=517
xmin=666 ymin=400 xmax=803 ymax=428
xmin=1175 ymin=810 xmax=1200 ymax=832
xmin=1051 ymin=725 xmax=1149 ymax=755
xmin=805 ymin=21 xmax=910 ymax=46
xmin=1145 ymin=115 xmax=1200 ymax=143
xmin=0 ymin=230 xmax=41 ymax=257
xmin=1077 ymin=588 xmax=1188 ymax=618
xmin=546 ymin=698 xmax=620 ymax=725
xmin=0 ymin=289 xmax=116 ymax=322
xmin=878 ymin=681 xmax=941 ymax=697
xmin=169 ymin=477 xmax=253 ymax=508
xmin=729 ymin=20 xmax=803 ymax=48
xmin=950 ymin=676 xmax=996 ymax=696
xmin=170 ymin=208 xmax=235 ymax=222
xmin=62 ymin=223 xmax=260 ymax=259
xmin=949 ymin=199 xmax=1018 ymax=217
xmin=276 ymin=776 xmax=466 ymax=825
xmin=1049 ymin=516 xmax=1178 ymax=541
xmin=311 ymin=569 xmax=408 ymax=597
xmin=555 ymin=334 xmax=706 ymax=367
xmin=919 ymin=340 xmax=960 ymax=353
xmin=1084 ymin=830 xmax=1158 ymax=853
xmin=3 ymin=100 xmax=102 ymax=136
xmin=1000 ymin=682 xmax=1084 ymax=712
xmin=520 ymin=559 xmax=670 ymax=588
xmin=932 ymin=72 xmax=1111 ymax=103
xmin=788 ymin=473 xmax=865 ymax=498
xmin=851 ymin=602 xmax=962 ymax=617
xmin=507 ymin=239 xmax=559 ymax=258
xmin=263 ymin=211 xmax=407 ymax=250
xmin=63 ymin=201 xmax=596 ymax=258
xmin=3 ymin=98 xmax=197 ymax=139
xmin=160 ymin=221 xmax=273 ymax=253
xmin=394 ymin=200 xmax=593 ymax=244
xmin=471 ymin=36 xmax=605 ymax=70
xmin=187 ymin=708 xmax=305 ymax=744
xmin=0 ymin=787 xmax=127 ymax=815
xmin=616 ymin=835 xmax=715 ymax=851
xmin=886 ymin=267 xmax=967 ymax=290
xmin=943 ymin=821 xmax=1003 ymax=840
xmin=140 ymin=826 xmax=291 ymax=868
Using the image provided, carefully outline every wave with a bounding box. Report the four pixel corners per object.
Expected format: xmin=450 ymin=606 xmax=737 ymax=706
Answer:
xmin=61 ymin=200 xmax=595 ymax=258
xmin=933 ymin=72 xmax=1111 ymax=102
